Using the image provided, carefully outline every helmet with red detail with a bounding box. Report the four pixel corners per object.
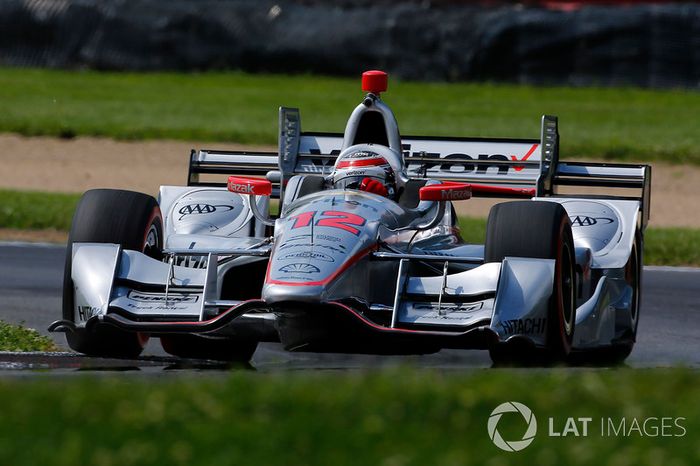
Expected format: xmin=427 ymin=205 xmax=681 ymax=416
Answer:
xmin=331 ymin=149 xmax=396 ymax=199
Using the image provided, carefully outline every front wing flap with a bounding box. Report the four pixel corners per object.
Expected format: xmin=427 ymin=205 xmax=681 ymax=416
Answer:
xmin=381 ymin=255 xmax=555 ymax=347
xmin=67 ymin=242 xmax=270 ymax=332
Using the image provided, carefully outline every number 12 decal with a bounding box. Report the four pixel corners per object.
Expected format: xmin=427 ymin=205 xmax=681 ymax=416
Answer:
xmin=290 ymin=210 xmax=367 ymax=236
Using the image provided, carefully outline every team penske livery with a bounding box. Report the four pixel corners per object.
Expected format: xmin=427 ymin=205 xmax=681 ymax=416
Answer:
xmin=50 ymin=71 xmax=650 ymax=365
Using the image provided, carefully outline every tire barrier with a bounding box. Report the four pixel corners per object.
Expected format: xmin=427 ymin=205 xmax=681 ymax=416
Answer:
xmin=1 ymin=0 xmax=698 ymax=87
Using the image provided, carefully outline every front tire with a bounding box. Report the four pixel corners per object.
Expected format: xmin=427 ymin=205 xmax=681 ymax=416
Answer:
xmin=63 ymin=189 xmax=162 ymax=358
xmin=485 ymin=201 xmax=576 ymax=365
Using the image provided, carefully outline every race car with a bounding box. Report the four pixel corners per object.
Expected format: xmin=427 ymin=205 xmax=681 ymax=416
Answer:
xmin=50 ymin=70 xmax=651 ymax=365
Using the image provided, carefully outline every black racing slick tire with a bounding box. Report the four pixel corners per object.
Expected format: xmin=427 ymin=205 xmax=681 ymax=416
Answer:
xmin=160 ymin=334 xmax=258 ymax=362
xmin=485 ymin=201 xmax=576 ymax=365
xmin=62 ymin=189 xmax=163 ymax=358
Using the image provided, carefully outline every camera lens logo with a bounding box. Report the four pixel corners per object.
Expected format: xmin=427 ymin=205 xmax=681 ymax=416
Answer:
xmin=487 ymin=402 xmax=537 ymax=452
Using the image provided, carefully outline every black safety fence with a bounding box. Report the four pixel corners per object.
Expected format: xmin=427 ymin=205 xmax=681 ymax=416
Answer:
xmin=1 ymin=0 xmax=698 ymax=88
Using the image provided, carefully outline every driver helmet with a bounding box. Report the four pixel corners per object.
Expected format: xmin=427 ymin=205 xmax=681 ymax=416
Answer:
xmin=331 ymin=150 xmax=396 ymax=199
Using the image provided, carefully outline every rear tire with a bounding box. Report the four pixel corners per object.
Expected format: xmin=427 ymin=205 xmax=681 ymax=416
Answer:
xmin=63 ymin=189 xmax=162 ymax=358
xmin=160 ymin=334 xmax=257 ymax=362
xmin=485 ymin=201 xmax=576 ymax=365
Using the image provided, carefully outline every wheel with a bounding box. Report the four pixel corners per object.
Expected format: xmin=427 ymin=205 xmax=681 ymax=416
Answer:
xmin=570 ymin=228 xmax=642 ymax=365
xmin=160 ymin=334 xmax=257 ymax=362
xmin=62 ymin=189 xmax=163 ymax=358
xmin=613 ymin=228 xmax=643 ymax=358
xmin=485 ymin=201 xmax=576 ymax=365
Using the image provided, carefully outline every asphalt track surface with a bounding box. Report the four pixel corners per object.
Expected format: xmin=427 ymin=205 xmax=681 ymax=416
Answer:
xmin=0 ymin=243 xmax=698 ymax=372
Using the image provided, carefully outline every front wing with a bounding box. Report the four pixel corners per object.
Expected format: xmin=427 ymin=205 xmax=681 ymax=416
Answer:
xmin=53 ymin=242 xmax=631 ymax=351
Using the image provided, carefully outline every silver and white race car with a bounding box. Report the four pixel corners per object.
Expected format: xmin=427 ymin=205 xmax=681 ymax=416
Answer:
xmin=50 ymin=71 xmax=651 ymax=365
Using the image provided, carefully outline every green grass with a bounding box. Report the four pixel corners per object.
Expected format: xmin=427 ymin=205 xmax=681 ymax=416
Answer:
xmin=1 ymin=189 xmax=698 ymax=266
xmin=0 ymin=190 xmax=79 ymax=230
xmin=0 ymin=369 xmax=696 ymax=465
xmin=644 ymin=228 xmax=700 ymax=267
xmin=1 ymin=67 xmax=699 ymax=163
xmin=0 ymin=320 xmax=57 ymax=351
xmin=459 ymin=217 xmax=489 ymax=245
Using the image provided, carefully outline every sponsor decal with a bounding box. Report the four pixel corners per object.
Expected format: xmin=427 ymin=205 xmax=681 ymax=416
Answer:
xmin=281 ymin=251 xmax=335 ymax=262
xmin=403 ymin=143 xmax=539 ymax=175
xmin=125 ymin=303 xmax=192 ymax=312
xmin=501 ymin=318 xmax=546 ymax=335
xmin=571 ymin=216 xmax=615 ymax=227
xmin=279 ymin=263 xmax=320 ymax=274
xmin=420 ymin=182 xmax=471 ymax=201
xmin=344 ymin=170 xmax=371 ymax=176
xmin=227 ymin=176 xmax=272 ymax=196
xmin=441 ymin=189 xmax=470 ymax=201
xmin=174 ymin=255 xmax=207 ymax=269
xmin=127 ymin=291 xmax=199 ymax=303
xmin=315 ymin=234 xmax=341 ymax=243
xmin=413 ymin=302 xmax=484 ymax=313
xmin=346 ymin=150 xmax=378 ymax=159
xmin=178 ymin=203 xmax=234 ymax=220
xmin=408 ymin=302 xmax=485 ymax=323
xmin=278 ymin=242 xmax=345 ymax=253
xmin=510 ymin=143 xmax=539 ymax=172
xmin=77 ymin=306 xmax=100 ymax=321
xmin=305 ymin=143 xmax=540 ymax=176
xmin=228 ymin=183 xmax=254 ymax=194
xmin=273 ymin=275 xmax=314 ymax=281
xmin=406 ymin=152 xmax=510 ymax=174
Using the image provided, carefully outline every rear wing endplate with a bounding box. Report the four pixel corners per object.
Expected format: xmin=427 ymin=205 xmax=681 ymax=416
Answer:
xmin=553 ymin=161 xmax=651 ymax=229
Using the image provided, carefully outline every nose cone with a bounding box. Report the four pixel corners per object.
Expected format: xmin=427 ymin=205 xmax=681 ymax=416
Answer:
xmin=263 ymin=191 xmax=393 ymax=306
xmin=262 ymin=245 xmax=374 ymax=304
xmin=262 ymin=282 xmax=326 ymax=305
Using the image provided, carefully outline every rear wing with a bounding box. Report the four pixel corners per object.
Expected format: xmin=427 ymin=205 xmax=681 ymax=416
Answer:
xmin=187 ymin=149 xmax=281 ymax=195
xmin=187 ymin=108 xmax=650 ymax=229
xmin=553 ymin=161 xmax=651 ymax=229
xmin=187 ymin=108 xmax=546 ymax=195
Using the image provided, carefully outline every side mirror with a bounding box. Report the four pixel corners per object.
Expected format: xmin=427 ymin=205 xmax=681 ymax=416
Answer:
xmin=228 ymin=176 xmax=275 ymax=226
xmin=418 ymin=182 xmax=471 ymax=201
xmin=406 ymin=182 xmax=471 ymax=231
xmin=228 ymin=176 xmax=272 ymax=196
